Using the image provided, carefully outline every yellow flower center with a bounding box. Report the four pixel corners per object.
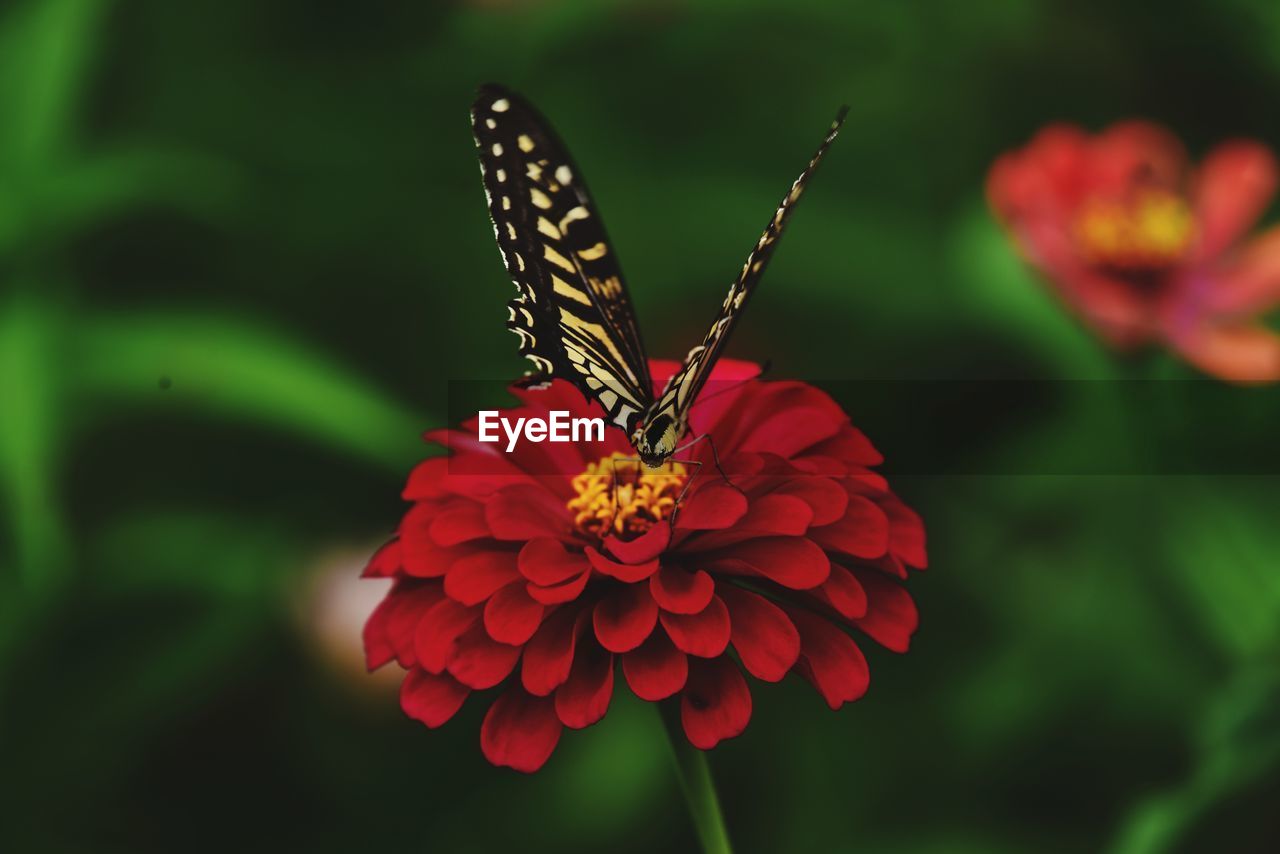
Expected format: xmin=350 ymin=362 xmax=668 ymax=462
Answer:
xmin=1074 ymin=189 xmax=1195 ymax=270
xmin=567 ymin=452 xmax=688 ymax=538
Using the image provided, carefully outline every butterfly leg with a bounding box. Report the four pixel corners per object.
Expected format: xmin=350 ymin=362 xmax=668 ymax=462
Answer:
xmin=606 ymin=455 xmax=644 ymax=535
xmin=666 ymin=432 xmax=746 ymax=530
xmin=672 ymin=432 xmax=745 ymax=499
xmin=605 ymin=453 xmax=705 ymax=533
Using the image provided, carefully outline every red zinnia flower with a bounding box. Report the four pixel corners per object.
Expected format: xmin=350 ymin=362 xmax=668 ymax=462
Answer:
xmin=987 ymin=121 xmax=1280 ymax=382
xmin=362 ymin=360 xmax=926 ymax=772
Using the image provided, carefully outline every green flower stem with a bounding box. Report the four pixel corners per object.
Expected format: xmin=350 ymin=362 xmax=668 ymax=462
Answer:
xmin=658 ymin=701 xmax=733 ymax=854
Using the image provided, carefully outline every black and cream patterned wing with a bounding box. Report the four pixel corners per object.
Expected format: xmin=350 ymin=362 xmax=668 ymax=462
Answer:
xmin=471 ymin=84 xmax=653 ymax=433
xmin=650 ymin=106 xmax=849 ymax=427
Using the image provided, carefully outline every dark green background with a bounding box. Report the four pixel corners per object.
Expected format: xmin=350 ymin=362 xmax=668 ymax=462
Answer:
xmin=2 ymin=0 xmax=1278 ymax=851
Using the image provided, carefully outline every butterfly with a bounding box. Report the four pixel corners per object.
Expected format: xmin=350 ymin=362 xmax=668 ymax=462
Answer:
xmin=471 ymin=83 xmax=847 ymax=468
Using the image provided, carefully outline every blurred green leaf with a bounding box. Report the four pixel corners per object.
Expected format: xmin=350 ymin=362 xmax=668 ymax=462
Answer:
xmin=0 ymin=0 xmax=103 ymax=166
xmin=1162 ymin=481 xmax=1280 ymax=659
xmin=1111 ymin=666 xmax=1280 ymax=854
xmin=0 ymin=296 xmax=70 ymax=590
xmin=93 ymin=509 xmax=301 ymax=598
xmin=43 ymin=145 xmax=244 ymax=231
xmin=77 ymin=312 xmax=429 ymax=472
xmin=950 ymin=203 xmax=1115 ymax=379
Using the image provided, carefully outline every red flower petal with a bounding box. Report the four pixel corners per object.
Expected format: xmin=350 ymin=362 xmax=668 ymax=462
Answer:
xmin=526 ymin=569 xmax=591 ymax=604
xmin=365 ymin=581 xmax=443 ymax=670
xmin=481 ymin=687 xmax=563 ymax=773
xmin=1192 ymin=139 xmax=1278 ymax=261
xmin=413 ymin=436 xmax=534 ymax=495
xmin=707 ymin=537 xmax=830 ymax=590
xmin=683 ymin=359 xmax=762 ymax=438
xmin=850 ymin=567 xmax=919 ymax=653
xmin=401 ymin=456 xmax=449 ymax=500
xmin=585 ymin=546 xmax=659 ymax=583
xmin=554 ymin=642 xmax=615 ymax=729
xmin=521 ymin=606 xmax=584 ymax=696
xmin=737 ymin=404 xmax=843 ymax=457
xmin=1169 ymin=319 xmax=1280 ymax=384
xmin=485 ymin=484 xmax=571 ymax=540
xmin=364 ymin=601 xmax=397 ymax=671
xmin=429 ymin=501 xmax=490 ymax=546
xmin=413 ymin=598 xmax=480 ymax=674
xmin=593 ymin=582 xmax=660 ymax=653
xmin=649 ymin=564 xmax=715 ymax=615
xmin=680 ymin=657 xmax=752 ymax=750
xmin=443 ymin=551 xmax=520 ymax=606
xmin=674 ymin=481 xmax=748 ymax=530
xmin=849 ymin=469 xmax=889 ymax=492
xmin=773 ymin=477 xmax=849 ymax=526
xmin=660 ymin=595 xmax=730 ymax=658
xmin=811 ymin=494 xmax=890 ymax=560
xmin=881 ymin=494 xmax=928 ymax=569
xmin=362 ymin=539 xmax=401 ymax=577
xmin=680 ymin=493 xmax=814 ymax=551
xmin=399 ymin=503 xmax=475 ymax=577
xmin=1201 ymin=225 xmax=1280 ymax=316
xmin=400 ymin=669 xmax=469 ymax=728
xmin=789 ymin=608 xmax=869 ymax=710
xmin=446 ymin=622 xmax=521 ymax=689
xmin=820 ymin=564 xmax=868 ymax=620
xmin=621 ymin=631 xmax=688 ymax=701
xmin=875 ymin=554 xmax=909 ymax=580
xmin=518 ymin=538 xmax=590 ymax=585
xmin=807 ymin=426 xmax=883 ymax=467
xmin=719 ymin=586 xmax=799 ymax=682
xmin=484 ymin=583 xmax=545 ymax=645
xmin=603 ymin=523 xmax=670 ymax=564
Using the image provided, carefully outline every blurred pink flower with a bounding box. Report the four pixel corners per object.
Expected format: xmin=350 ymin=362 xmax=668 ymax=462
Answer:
xmin=988 ymin=121 xmax=1280 ymax=382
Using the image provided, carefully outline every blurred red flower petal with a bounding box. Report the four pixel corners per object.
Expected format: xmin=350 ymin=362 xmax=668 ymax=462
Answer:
xmin=989 ymin=121 xmax=1280 ymax=383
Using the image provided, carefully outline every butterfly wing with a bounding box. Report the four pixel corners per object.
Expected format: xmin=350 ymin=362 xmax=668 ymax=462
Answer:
xmin=648 ymin=107 xmax=849 ymax=430
xmin=471 ymin=84 xmax=653 ymax=433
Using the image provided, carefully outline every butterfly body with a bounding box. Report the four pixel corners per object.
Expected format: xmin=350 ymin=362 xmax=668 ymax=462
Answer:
xmin=471 ymin=84 xmax=847 ymax=468
xmin=632 ymin=410 xmax=684 ymax=469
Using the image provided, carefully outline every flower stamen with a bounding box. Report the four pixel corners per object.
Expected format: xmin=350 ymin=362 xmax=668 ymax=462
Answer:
xmin=568 ymin=452 xmax=688 ymax=538
xmin=1074 ymin=189 xmax=1195 ymax=270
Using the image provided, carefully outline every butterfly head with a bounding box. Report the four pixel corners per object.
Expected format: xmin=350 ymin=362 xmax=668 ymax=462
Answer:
xmin=633 ymin=413 xmax=683 ymax=469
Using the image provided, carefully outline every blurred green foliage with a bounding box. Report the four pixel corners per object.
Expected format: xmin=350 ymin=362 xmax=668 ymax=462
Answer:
xmin=1 ymin=0 xmax=1278 ymax=851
